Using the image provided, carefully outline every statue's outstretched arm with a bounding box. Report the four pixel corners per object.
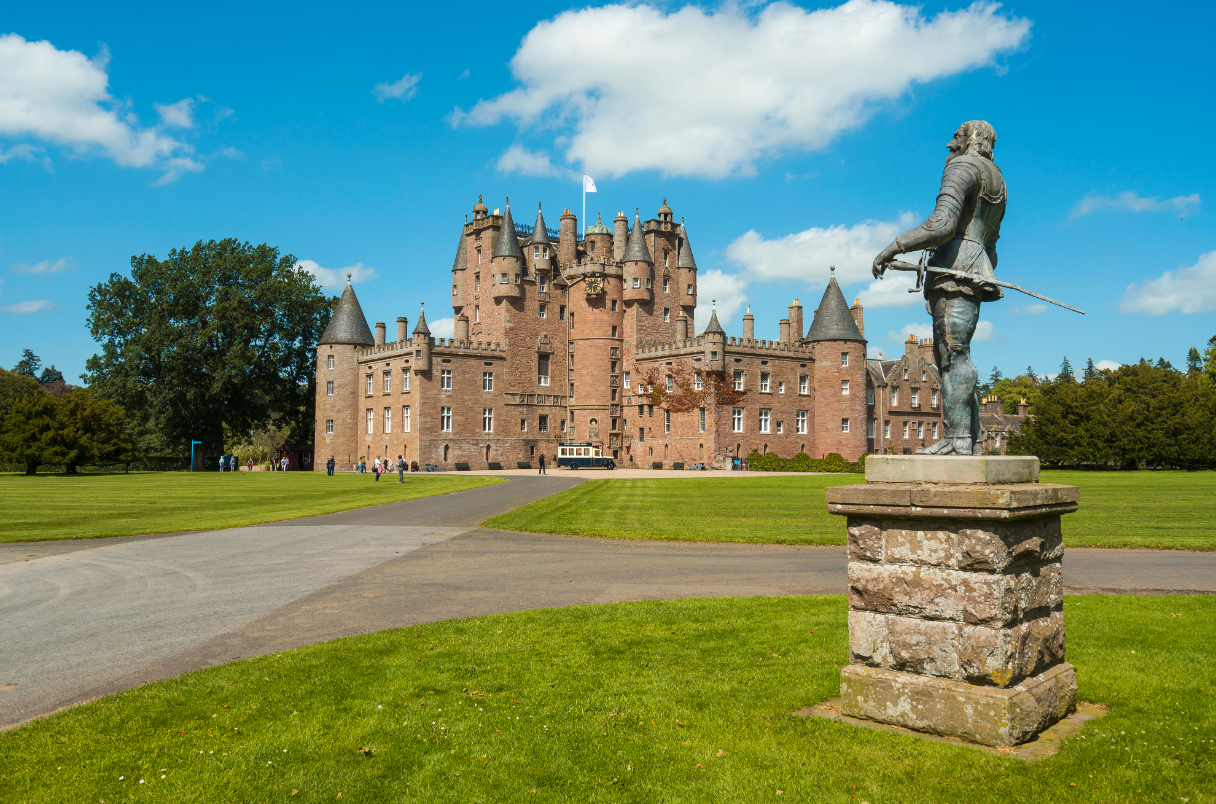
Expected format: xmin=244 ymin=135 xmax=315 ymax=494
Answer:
xmin=872 ymin=163 xmax=978 ymax=278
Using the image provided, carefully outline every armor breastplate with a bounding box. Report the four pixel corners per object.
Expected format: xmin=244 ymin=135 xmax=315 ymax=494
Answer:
xmin=927 ymin=155 xmax=1005 ymax=302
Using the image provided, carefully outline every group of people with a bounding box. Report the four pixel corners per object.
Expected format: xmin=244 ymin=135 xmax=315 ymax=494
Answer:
xmin=328 ymin=455 xmax=417 ymax=482
xmin=218 ymin=455 xmax=288 ymax=472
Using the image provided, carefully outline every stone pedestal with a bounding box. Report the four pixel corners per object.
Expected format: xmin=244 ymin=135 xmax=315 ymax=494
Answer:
xmin=825 ymin=455 xmax=1080 ymax=747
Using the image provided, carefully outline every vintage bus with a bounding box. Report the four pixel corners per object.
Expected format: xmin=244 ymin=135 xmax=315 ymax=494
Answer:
xmin=556 ymin=442 xmax=616 ymax=470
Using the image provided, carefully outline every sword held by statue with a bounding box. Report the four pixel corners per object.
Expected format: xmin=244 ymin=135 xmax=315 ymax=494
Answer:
xmin=879 ymin=256 xmax=1085 ymax=315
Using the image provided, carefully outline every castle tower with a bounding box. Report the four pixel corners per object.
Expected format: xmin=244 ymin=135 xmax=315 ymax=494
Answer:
xmin=528 ymin=203 xmax=553 ymax=277
xmin=613 ymin=212 xmax=628 ymax=261
xmin=315 ymin=277 xmax=375 ymax=470
xmin=702 ymin=302 xmax=726 ymax=374
xmin=413 ymin=302 xmax=432 ymax=373
xmin=584 ymin=211 xmax=613 ymax=261
xmin=676 ymin=219 xmax=698 ymax=324
xmin=491 ymin=199 xmax=524 ymax=301
xmin=622 ymin=209 xmax=652 ymax=303
xmin=807 ymin=268 xmax=867 ymax=460
xmin=559 ymin=208 xmax=577 ymax=265
xmin=451 ymin=225 xmax=468 ymax=314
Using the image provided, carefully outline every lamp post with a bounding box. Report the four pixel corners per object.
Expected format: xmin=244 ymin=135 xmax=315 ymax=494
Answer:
xmin=190 ymin=440 xmax=203 ymax=472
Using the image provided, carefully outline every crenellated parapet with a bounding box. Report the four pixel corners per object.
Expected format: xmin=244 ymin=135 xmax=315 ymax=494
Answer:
xmin=357 ymin=337 xmax=506 ymax=363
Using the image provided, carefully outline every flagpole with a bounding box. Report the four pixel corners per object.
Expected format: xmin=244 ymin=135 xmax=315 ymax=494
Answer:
xmin=581 ymin=174 xmax=586 ymax=241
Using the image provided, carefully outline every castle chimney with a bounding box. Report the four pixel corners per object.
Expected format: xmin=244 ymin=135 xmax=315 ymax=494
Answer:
xmin=375 ymin=322 xmax=386 ymax=346
xmin=788 ymin=299 xmax=803 ymax=341
xmin=559 ymin=208 xmax=577 ymax=266
xmin=456 ymin=314 xmax=469 ymax=341
xmin=676 ymin=313 xmax=688 ymax=341
xmin=614 ymin=211 xmax=628 ymax=262
xmin=905 ymin=335 xmax=917 ymax=356
xmin=779 ymin=319 xmax=791 ymax=343
xmin=742 ymin=305 xmax=755 ymax=340
xmin=396 ymin=317 xmax=408 ymax=343
xmin=850 ymin=297 xmax=864 ymax=337
xmin=1018 ymin=397 xmax=1029 ymax=417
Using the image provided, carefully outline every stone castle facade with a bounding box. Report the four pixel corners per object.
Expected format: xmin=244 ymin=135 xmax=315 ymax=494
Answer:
xmin=313 ymin=196 xmax=970 ymax=470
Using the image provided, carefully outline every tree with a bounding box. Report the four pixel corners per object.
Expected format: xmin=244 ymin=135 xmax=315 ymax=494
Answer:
xmin=0 ymin=391 xmax=137 ymax=474
xmin=989 ymin=366 xmax=1004 ymax=386
xmin=1206 ymin=335 xmax=1216 ymax=383
xmin=992 ymin=373 xmax=1041 ymax=415
xmin=12 ymin=349 xmax=41 ymax=378
xmin=38 ymin=365 xmax=64 ymax=383
xmin=1187 ymin=347 xmax=1203 ymax=374
xmin=1025 ymin=365 xmax=1039 ymax=384
xmin=1058 ymin=356 xmax=1074 ymax=381
xmin=1156 ymin=357 xmax=1175 ymax=372
xmin=226 ymin=419 xmax=292 ymax=465
xmin=84 ymin=239 xmax=333 ymax=459
xmin=0 ymin=368 xmax=45 ymax=419
xmin=1083 ymin=358 xmax=1097 ymax=381
xmin=0 ymin=393 xmax=63 ymax=474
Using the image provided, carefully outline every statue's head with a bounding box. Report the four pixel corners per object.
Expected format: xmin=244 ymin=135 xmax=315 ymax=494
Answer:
xmin=947 ymin=120 xmax=996 ymax=162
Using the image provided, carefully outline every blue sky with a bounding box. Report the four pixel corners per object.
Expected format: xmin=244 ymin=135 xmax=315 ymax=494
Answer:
xmin=2 ymin=0 xmax=1214 ymax=383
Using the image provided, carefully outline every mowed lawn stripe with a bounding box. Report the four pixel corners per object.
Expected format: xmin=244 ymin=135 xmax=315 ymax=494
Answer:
xmin=484 ymin=471 xmax=1216 ymax=550
xmin=0 ymin=472 xmax=501 ymax=543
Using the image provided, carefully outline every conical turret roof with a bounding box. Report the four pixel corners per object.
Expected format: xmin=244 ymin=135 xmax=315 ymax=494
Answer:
xmin=677 ymin=220 xmax=697 ymax=269
xmin=806 ymin=270 xmax=864 ymax=342
xmin=622 ymin=209 xmax=652 ymax=263
xmin=703 ymin=305 xmax=725 ymax=335
xmin=319 ymin=280 xmax=375 ymax=346
xmin=529 ymin=204 xmax=552 ymax=245
xmin=413 ymin=303 xmax=430 ymax=336
xmin=492 ymin=201 xmax=525 ymax=260
xmin=452 ymin=230 xmax=467 ymax=272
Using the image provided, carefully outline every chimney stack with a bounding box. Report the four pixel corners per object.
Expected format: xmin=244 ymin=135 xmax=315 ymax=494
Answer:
xmin=850 ymin=297 xmax=864 ymax=337
xmin=456 ymin=314 xmax=470 ymax=341
xmin=396 ymin=317 xmax=408 ymax=343
xmin=1018 ymin=397 xmax=1029 ymax=417
xmin=905 ymin=335 xmax=917 ymax=356
xmin=375 ymin=322 xmax=386 ymax=346
xmin=676 ymin=313 xmax=688 ymax=341
xmin=779 ymin=319 xmax=791 ymax=343
xmin=789 ymin=299 xmax=803 ymax=341
xmin=614 ymin=212 xmax=628 ymax=262
xmin=742 ymin=305 xmax=755 ymax=340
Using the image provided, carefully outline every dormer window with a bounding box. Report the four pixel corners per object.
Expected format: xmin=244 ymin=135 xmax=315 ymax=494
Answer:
xmin=533 ymin=246 xmax=540 ymax=258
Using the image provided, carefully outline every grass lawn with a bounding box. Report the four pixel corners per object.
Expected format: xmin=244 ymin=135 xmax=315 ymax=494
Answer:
xmin=4 ymin=594 xmax=1213 ymax=803
xmin=482 ymin=471 xmax=1216 ymax=551
xmin=0 ymin=472 xmax=501 ymax=544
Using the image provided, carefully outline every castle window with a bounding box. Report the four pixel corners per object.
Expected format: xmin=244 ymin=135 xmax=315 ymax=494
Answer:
xmin=933 ymin=422 xmax=939 ymax=439
xmin=711 ymin=352 xmax=718 ymax=360
xmin=687 ymin=283 xmax=693 ymax=295
xmin=884 ymin=421 xmax=891 ymax=439
xmin=694 ymin=372 xmax=702 ymax=391
xmin=384 ymin=371 xmax=392 ymax=393
xmin=778 ymin=381 xmax=785 ymax=394
xmin=663 ymin=277 xmax=670 ymax=293
xmin=776 ymin=421 xmax=784 ymax=434
xmin=452 ymin=285 xmax=457 ymax=296
xmin=384 ymin=407 xmax=392 ymax=434
xmin=475 ymin=306 xmax=480 ymax=322
xmin=664 ymin=252 xmax=669 ymax=267
xmin=932 ymin=390 xmax=938 ymax=407
xmin=533 ymin=246 xmax=540 ymax=258
xmin=366 ymin=409 xmax=373 ymax=434
xmin=646 ymin=278 xmax=652 ymax=289
xmin=483 ymin=371 xmax=493 ymax=391
xmin=539 ymin=303 xmax=547 ymax=318
xmin=917 ymin=422 xmax=924 ymax=439
xmin=902 ymin=421 xmax=909 ymax=438
xmin=637 ymin=403 xmax=644 ymax=416
xmin=366 ymin=375 xmax=373 ymax=395
xmin=326 ymin=419 xmax=333 ymax=434
xmin=515 ymin=274 xmax=521 ymax=285
xmin=540 ymin=275 xmax=548 ymax=292
xmin=796 ymin=410 xmax=807 ymax=434
xmin=611 ymin=299 xmax=617 ymax=312
xmin=476 ymin=248 xmax=481 ymax=264
xmin=483 ymin=408 xmax=493 ymax=433
xmin=733 ymin=371 xmax=744 ymax=391
xmin=842 ymin=418 xmax=850 ymax=433
xmin=760 ymin=372 xmax=770 ymax=392
xmin=441 ymin=369 xmax=452 ymax=389
xmin=538 ymin=354 xmax=550 ymax=386
xmin=559 ymin=305 xmax=566 ymax=321
xmin=867 ymin=420 xmax=875 ymax=438
xmin=561 ymin=419 xmax=567 ymax=433
xmin=633 ymin=278 xmax=640 ymax=288
xmin=500 ymin=274 xmax=508 ymax=284
xmin=841 ymin=379 xmax=850 ymax=395
xmin=589 ymin=240 xmax=596 ymax=253
xmin=759 ymin=409 xmax=771 ymax=433
xmin=732 ymin=408 xmax=744 ymax=433
xmin=611 ymin=326 xmax=618 ymax=338
xmin=663 ymin=308 xmax=670 ymax=322
xmin=475 ymin=273 xmax=480 ymax=290
xmin=799 ymin=375 xmax=808 ymax=395
xmin=699 ymin=407 xmax=706 ymax=433
xmin=841 ymin=352 xmax=849 ymax=367
xmin=440 ymin=407 xmax=452 ymax=432
xmin=402 ymin=370 xmax=411 ymax=392
xmin=539 ymin=415 xmax=548 ymax=433
xmin=867 ymin=387 xmax=874 ymax=405
xmin=543 ymin=247 xmax=549 ymax=259
xmin=903 ymin=368 xmax=909 ymax=380
xmin=911 ymin=388 xmax=919 ymax=406
xmin=891 ymin=388 xmax=899 ymax=406
xmin=326 ymin=381 xmax=334 ymax=396
xmin=403 ymin=406 xmax=411 ymax=432
xmin=922 ymin=369 xmax=926 ymax=381
xmin=664 ymin=409 xmax=671 ymax=433
xmin=666 ymin=375 xmax=673 ymax=392
xmin=995 ymin=432 xmax=1002 ymax=448
xmin=520 ymin=418 xmax=528 ymax=432
xmin=327 ymin=355 xmax=334 ymax=369
xmin=638 ymin=426 xmax=645 ymax=442
xmin=624 ymin=371 xmax=631 ymax=388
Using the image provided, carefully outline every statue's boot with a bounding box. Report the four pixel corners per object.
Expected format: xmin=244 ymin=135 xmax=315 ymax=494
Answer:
xmin=917 ymin=438 xmax=955 ymax=455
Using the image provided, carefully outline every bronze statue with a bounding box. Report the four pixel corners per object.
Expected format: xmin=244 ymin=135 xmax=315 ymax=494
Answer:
xmin=872 ymin=120 xmax=1005 ymax=456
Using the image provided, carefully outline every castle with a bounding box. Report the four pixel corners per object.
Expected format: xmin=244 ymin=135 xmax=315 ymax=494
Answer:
xmin=313 ymin=196 xmax=966 ymax=470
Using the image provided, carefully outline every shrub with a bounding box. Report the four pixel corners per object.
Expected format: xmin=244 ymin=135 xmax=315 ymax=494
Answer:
xmin=746 ymin=450 xmax=866 ymax=473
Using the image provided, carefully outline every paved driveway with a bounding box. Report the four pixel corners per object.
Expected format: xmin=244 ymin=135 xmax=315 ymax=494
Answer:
xmin=1 ymin=475 xmax=1212 ymax=731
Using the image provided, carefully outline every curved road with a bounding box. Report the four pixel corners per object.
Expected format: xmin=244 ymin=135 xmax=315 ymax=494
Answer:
xmin=1 ymin=475 xmax=1213 ymax=731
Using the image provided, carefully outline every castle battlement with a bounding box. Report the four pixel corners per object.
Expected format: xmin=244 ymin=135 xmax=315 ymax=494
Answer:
xmin=357 ymin=338 xmax=505 ymax=362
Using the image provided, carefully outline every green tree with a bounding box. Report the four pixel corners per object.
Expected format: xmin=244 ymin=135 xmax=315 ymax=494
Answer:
xmin=0 ymin=391 xmax=137 ymax=475
xmin=0 ymin=368 xmax=45 ymax=419
xmin=12 ymin=349 xmax=41 ymax=378
xmin=1187 ymin=347 xmax=1203 ymax=374
xmin=1058 ymin=356 xmax=1074 ymax=381
xmin=991 ymin=373 xmax=1041 ymax=415
xmin=1025 ymin=365 xmax=1039 ymax=384
xmin=84 ymin=239 xmax=333 ymax=460
xmin=38 ymin=365 xmax=65 ymax=383
xmin=989 ymin=366 xmax=1003 ymax=385
xmin=1205 ymin=336 xmax=1216 ymax=383
xmin=1156 ymin=357 xmax=1175 ymax=372
xmin=1083 ymin=357 xmax=1097 ymax=381
xmin=0 ymin=393 xmax=66 ymax=474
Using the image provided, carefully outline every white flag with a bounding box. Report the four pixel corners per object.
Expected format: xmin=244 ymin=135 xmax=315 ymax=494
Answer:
xmin=583 ymin=175 xmax=597 ymax=193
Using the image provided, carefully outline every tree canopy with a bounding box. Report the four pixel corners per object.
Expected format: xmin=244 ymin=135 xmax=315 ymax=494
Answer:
xmin=12 ymin=349 xmax=41 ymax=378
xmin=0 ymin=368 xmax=44 ymax=418
xmin=84 ymin=238 xmax=334 ymax=457
xmin=0 ymin=391 xmax=136 ymax=474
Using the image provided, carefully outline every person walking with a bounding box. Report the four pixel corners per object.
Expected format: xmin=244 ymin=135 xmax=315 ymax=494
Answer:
xmin=373 ymin=456 xmax=381 ymax=482
xmin=326 ymin=456 xmax=335 ymax=476
xmin=396 ymin=455 xmax=406 ymax=483
xmin=538 ymin=452 xmax=546 ymax=475
xmin=281 ymin=456 xmax=288 ymax=472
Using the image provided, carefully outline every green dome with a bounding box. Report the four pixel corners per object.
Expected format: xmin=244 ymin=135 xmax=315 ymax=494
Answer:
xmin=584 ymin=211 xmax=612 ymax=235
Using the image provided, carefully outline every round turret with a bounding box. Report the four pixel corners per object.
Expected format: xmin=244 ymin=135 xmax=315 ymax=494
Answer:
xmin=622 ymin=209 xmax=653 ymax=303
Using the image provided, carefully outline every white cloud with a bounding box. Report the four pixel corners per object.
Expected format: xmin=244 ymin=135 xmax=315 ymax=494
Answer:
xmin=153 ymin=156 xmax=204 ymax=186
xmin=887 ymin=321 xmax=932 ymax=342
xmin=0 ymin=34 xmax=197 ymax=177
xmin=1094 ymin=359 xmax=1121 ymax=372
xmin=454 ymin=0 xmax=1030 ymax=178
xmin=0 ymin=143 xmax=47 ymax=165
xmin=1118 ymin=250 xmax=1216 ymax=315
xmin=973 ymin=320 xmax=996 ymax=342
xmin=858 ymin=274 xmax=924 ymax=309
xmin=457 ymin=69 xmax=471 ymax=81
xmin=695 ymin=269 xmax=749 ymax=333
xmin=11 ymin=257 xmax=75 ymax=274
xmin=373 ymin=72 xmax=421 ymax=103
xmin=154 ymin=97 xmax=196 ymax=128
xmin=1069 ymin=190 xmax=1200 ymax=220
xmin=497 ymin=144 xmax=574 ymax=179
xmin=1009 ymin=303 xmax=1047 ymax=316
xmin=261 ymin=154 xmax=281 ymax=171
xmin=727 ymin=212 xmax=917 ymax=289
xmin=295 ymin=260 xmax=380 ymax=292
xmin=431 ymin=317 xmax=455 ymax=339
xmin=219 ymin=146 xmax=245 ymax=160
xmin=1 ymin=299 xmax=59 ymax=314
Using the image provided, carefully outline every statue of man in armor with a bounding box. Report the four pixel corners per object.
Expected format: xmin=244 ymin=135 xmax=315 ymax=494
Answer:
xmin=872 ymin=120 xmax=1005 ymax=456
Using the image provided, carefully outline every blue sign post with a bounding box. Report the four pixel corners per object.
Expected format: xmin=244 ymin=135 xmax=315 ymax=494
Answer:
xmin=190 ymin=440 xmax=203 ymax=472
